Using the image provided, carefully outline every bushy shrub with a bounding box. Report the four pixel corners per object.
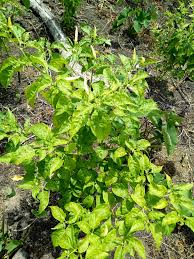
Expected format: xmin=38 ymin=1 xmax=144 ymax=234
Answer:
xmin=153 ymin=1 xmax=194 ymax=80
xmin=112 ymin=2 xmax=157 ymax=36
xmin=0 ymin=20 xmax=193 ymax=258
xmin=62 ymin=0 xmax=82 ymax=29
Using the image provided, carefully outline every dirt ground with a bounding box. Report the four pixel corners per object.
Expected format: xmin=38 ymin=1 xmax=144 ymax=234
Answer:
xmin=0 ymin=0 xmax=194 ymax=258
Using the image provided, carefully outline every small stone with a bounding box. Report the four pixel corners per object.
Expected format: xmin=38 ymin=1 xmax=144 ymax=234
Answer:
xmin=12 ymin=249 xmax=28 ymax=259
xmin=40 ymin=254 xmax=55 ymax=259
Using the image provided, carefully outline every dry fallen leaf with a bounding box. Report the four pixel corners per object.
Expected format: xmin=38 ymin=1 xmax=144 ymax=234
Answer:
xmin=10 ymin=175 xmax=24 ymax=181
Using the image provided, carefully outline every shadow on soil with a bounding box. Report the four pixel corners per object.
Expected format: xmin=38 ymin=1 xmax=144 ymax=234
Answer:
xmin=147 ymin=76 xmax=175 ymax=110
xmin=7 ymin=198 xmax=61 ymax=259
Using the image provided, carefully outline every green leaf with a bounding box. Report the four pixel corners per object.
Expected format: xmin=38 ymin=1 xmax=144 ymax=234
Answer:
xmin=162 ymin=115 xmax=178 ymax=155
xmin=49 ymin=157 xmax=64 ymax=178
xmin=77 ymin=221 xmax=91 ymax=234
xmin=77 ymin=169 xmax=97 ymax=184
xmin=102 ymin=229 xmax=118 ymax=251
xmin=129 ymin=220 xmax=145 ymax=233
xmin=131 ymin=71 xmax=149 ymax=84
xmin=30 ymin=123 xmax=53 ymax=140
xmin=29 ymin=54 xmax=48 ymax=70
xmin=86 ymin=246 xmax=109 ymax=259
xmin=5 ymin=186 xmax=16 ymax=198
xmin=0 ymin=145 xmax=35 ymax=165
xmin=83 ymin=195 xmax=94 ymax=208
xmin=185 ymin=217 xmax=194 ymax=232
xmin=112 ymin=183 xmax=128 ymax=198
xmin=99 ymin=223 xmax=109 ymax=237
xmin=3 ymin=110 xmax=18 ymax=131
xmin=162 ymin=211 xmax=181 ymax=225
xmin=65 ymin=104 xmax=92 ymax=137
xmin=133 ymin=20 xmax=142 ymax=33
xmin=104 ymin=92 xmax=135 ymax=107
xmin=78 ymin=237 xmax=89 ymax=253
xmin=173 ymin=183 xmax=193 ymax=193
xmin=129 ymin=237 xmax=146 ymax=259
xmin=65 ymin=202 xmax=83 ymax=223
xmin=103 ymin=68 xmax=118 ymax=83
xmin=125 ymin=139 xmax=136 ymax=151
xmin=0 ymin=57 xmax=17 ymax=87
xmin=112 ymin=7 xmax=131 ymax=29
xmin=51 ymin=229 xmax=65 ymax=247
xmin=148 ymin=211 xmax=165 ymax=220
xmin=149 ymin=183 xmax=167 ymax=198
xmin=37 ymin=190 xmax=49 ymax=214
xmin=49 ymin=53 xmax=67 ymax=72
xmin=52 ymin=223 xmax=64 ymax=230
xmin=105 ymin=171 xmax=118 ymax=187
xmin=51 ymin=227 xmax=76 ymax=249
xmin=64 ymin=225 xmax=77 ymax=249
xmin=131 ymin=184 xmax=146 ymax=207
xmin=94 ymin=146 xmax=108 ymax=160
xmin=11 ymin=24 xmax=26 ymax=41
xmin=0 ymin=133 xmax=7 ymax=141
xmin=89 ymin=204 xmax=111 ymax=229
xmin=22 ymin=0 xmax=30 ymax=9
xmin=5 ymin=240 xmax=21 ymax=254
xmin=18 ymin=180 xmax=36 ymax=190
xmin=136 ymin=139 xmax=150 ymax=151
xmin=125 ymin=208 xmax=146 ymax=233
xmin=50 ymin=206 xmax=66 ymax=222
xmin=149 ymin=223 xmax=163 ymax=249
xmin=153 ymin=198 xmax=168 ymax=209
xmin=119 ymin=54 xmax=131 ymax=68
xmin=90 ymin=109 xmax=111 ymax=141
xmin=69 ymin=253 xmax=78 ymax=259
xmin=114 ymin=147 xmax=127 ymax=158
xmin=88 ymin=233 xmax=101 ymax=245
xmin=114 ymin=245 xmax=124 ymax=259
xmin=25 ymin=74 xmax=52 ymax=106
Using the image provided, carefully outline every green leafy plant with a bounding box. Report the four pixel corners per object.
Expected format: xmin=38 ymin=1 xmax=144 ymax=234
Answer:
xmin=0 ymin=216 xmax=22 ymax=258
xmin=0 ymin=17 xmax=48 ymax=88
xmin=0 ymin=0 xmax=29 ymax=90
xmin=22 ymin=0 xmax=30 ymax=9
xmin=112 ymin=4 xmax=157 ymax=35
xmin=0 ymin=0 xmax=24 ymax=48
xmin=153 ymin=0 xmax=194 ymax=80
xmin=0 ymin=19 xmax=193 ymax=258
xmin=61 ymin=0 xmax=82 ymax=29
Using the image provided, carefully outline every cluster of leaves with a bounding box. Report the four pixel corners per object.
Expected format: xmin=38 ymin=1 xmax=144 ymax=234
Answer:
xmin=61 ymin=0 xmax=82 ymax=29
xmin=112 ymin=2 xmax=157 ymax=35
xmin=0 ymin=0 xmax=36 ymax=88
xmin=0 ymin=216 xmax=22 ymax=258
xmin=0 ymin=10 xmax=194 ymax=257
xmin=0 ymin=18 xmax=50 ymax=87
xmin=153 ymin=0 xmax=194 ymax=80
xmin=0 ymin=0 xmax=24 ymax=47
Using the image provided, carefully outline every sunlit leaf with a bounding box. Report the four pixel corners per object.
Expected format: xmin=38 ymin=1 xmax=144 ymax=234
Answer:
xmin=50 ymin=206 xmax=66 ymax=222
xmin=37 ymin=190 xmax=49 ymax=214
xmin=162 ymin=211 xmax=181 ymax=225
xmin=129 ymin=237 xmax=146 ymax=259
xmin=131 ymin=184 xmax=146 ymax=207
xmin=149 ymin=223 xmax=163 ymax=249
xmin=185 ymin=217 xmax=194 ymax=232
xmin=30 ymin=123 xmax=53 ymax=140
xmin=90 ymin=109 xmax=111 ymax=141
xmin=112 ymin=183 xmax=128 ymax=198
